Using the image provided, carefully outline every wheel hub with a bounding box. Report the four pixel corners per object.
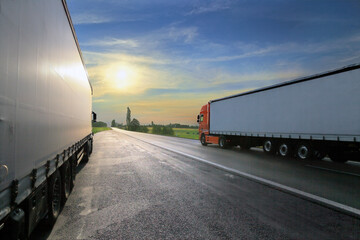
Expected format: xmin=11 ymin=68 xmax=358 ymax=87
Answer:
xmin=279 ymin=144 xmax=288 ymax=156
xmin=298 ymin=146 xmax=308 ymax=159
xmin=264 ymin=141 xmax=272 ymax=152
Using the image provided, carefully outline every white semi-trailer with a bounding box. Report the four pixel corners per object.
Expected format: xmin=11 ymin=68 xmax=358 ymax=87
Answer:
xmin=0 ymin=0 xmax=94 ymax=238
xmin=197 ymin=64 xmax=360 ymax=162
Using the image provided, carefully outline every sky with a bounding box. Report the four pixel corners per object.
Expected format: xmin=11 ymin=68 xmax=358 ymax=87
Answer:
xmin=67 ymin=0 xmax=360 ymax=126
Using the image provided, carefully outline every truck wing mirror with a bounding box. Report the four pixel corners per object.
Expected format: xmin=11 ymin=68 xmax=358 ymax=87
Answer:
xmin=197 ymin=115 xmax=200 ymax=123
xmin=92 ymin=111 xmax=97 ymax=123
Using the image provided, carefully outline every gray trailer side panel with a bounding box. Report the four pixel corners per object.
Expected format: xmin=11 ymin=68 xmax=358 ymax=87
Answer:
xmin=0 ymin=0 xmax=92 ymax=192
xmin=210 ymin=68 xmax=360 ymax=141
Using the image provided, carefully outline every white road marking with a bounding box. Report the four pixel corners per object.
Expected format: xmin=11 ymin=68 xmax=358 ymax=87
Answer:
xmin=114 ymin=128 xmax=360 ymax=219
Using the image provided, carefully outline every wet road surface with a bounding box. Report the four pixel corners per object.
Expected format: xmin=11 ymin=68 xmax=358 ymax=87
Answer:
xmin=31 ymin=129 xmax=360 ymax=239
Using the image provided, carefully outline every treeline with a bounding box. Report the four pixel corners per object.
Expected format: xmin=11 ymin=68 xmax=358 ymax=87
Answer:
xmin=110 ymin=107 xmax=175 ymax=136
xmin=151 ymin=125 xmax=174 ymax=136
xmin=167 ymin=123 xmax=197 ymax=129
xmin=111 ymin=107 xmax=149 ymax=133
xmin=111 ymin=120 xmax=123 ymax=128
xmin=144 ymin=122 xmax=196 ymax=129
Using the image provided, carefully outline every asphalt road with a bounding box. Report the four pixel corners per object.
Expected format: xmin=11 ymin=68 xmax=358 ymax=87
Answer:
xmin=32 ymin=129 xmax=360 ymax=239
xmin=114 ymin=128 xmax=360 ymax=211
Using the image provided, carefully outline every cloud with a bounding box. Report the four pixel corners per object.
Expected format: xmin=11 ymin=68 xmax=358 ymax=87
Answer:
xmin=190 ymin=33 xmax=360 ymax=65
xmin=85 ymin=48 xmax=306 ymax=98
xmin=85 ymin=52 xmax=181 ymax=98
xmin=338 ymin=53 xmax=360 ymax=63
xmin=72 ymin=13 xmax=112 ymax=25
xmin=82 ymin=26 xmax=199 ymax=56
xmin=83 ymin=38 xmax=138 ymax=48
xmin=83 ymin=51 xmax=167 ymax=65
xmin=167 ymin=27 xmax=198 ymax=43
xmin=187 ymin=0 xmax=232 ymax=15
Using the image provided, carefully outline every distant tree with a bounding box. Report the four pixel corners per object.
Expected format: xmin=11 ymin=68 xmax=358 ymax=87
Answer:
xmin=151 ymin=124 xmax=174 ymax=136
xmin=123 ymin=108 xmax=149 ymax=133
xmin=126 ymin=107 xmax=131 ymax=128
xmin=138 ymin=126 xmax=149 ymax=133
xmin=151 ymin=121 xmax=154 ymax=126
xmin=129 ymin=118 xmax=140 ymax=131
xmin=111 ymin=119 xmax=116 ymax=127
xmin=162 ymin=126 xmax=174 ymax=136
xmin=152 ymin=125 xmax=162 ymax=134
xmin=167 ymin=123 xmax=196 ymax=129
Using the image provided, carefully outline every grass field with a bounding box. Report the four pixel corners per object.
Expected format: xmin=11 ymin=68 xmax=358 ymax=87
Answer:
xmin=92 ymin=127 xmax=112 ymax=134
xmin=146 ymin=127 xmax=199 ymax=140
xmin=173 ymin=128 xmax=199 ymax=140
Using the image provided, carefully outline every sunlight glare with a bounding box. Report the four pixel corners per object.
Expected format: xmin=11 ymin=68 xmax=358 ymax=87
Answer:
xmin=112 ymin=65 xmax=136 ymax=89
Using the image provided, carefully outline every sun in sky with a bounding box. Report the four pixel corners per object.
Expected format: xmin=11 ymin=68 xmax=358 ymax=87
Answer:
xmin=104 ymin=64 xmax=137 ymax=91
xmin=115 ymin=67 xmax=132 ymax=89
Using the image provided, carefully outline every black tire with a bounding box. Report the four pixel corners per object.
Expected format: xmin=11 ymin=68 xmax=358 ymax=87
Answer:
xmin=70 ymin=156 xmax=77 ymax=189
xmin=89 ymin=139 xmax=93 ymax=155
xmin=219 ymin=136 xmax=227 ymax=149
xmin=200 ymin=134 xmax=207 ymax=146
xmin=48 ymin=170 xmax=62 ymax=226
xmin=82 ymin=142 xmax=90 ymax=163
xmin=61 ymin=161 xmax=71 ymax=204
xmin=296 ymin=142 xmax=313 ymax=160
xmin=278 ymin=142 xmax=293 ymax=158
xmin=263 ymin=139 xmax=276 ymax=154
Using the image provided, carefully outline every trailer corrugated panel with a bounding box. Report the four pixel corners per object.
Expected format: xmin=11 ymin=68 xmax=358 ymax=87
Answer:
xmin=209 ymin=67 xmax=360 ymax=142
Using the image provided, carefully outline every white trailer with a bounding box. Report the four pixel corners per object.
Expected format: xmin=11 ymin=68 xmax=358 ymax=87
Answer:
xmin=198 ymin=64 xmax=360 ymax=162
xmin=0 ymin=0 xmax=94 ymax=238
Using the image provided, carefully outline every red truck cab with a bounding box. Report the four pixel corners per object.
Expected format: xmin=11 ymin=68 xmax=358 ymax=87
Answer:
xmin=197 ymin=103 xmax=219 ymax=145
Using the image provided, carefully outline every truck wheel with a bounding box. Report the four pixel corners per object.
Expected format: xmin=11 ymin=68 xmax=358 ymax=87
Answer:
xmin=48 ymin=170 xmax=62 ymax=225
xmin=82 ymin=142 xmax=90 ymax=163
xmin=263 ymin=139 xmax=276 ymax=154
xmin=70 ymin=156 xmax=77 ymax=189
xmin=219 ymin=136 xmax=227 ymax=149
xmin=296 ymin=143 xmax=313 ymax=160
xmin=278 ymin=142 xmax=292 ymax=157
xmin=61 ymin=161 xmax=71 ymax=204
xmin=89 ymin=139 xmax=93 ymax=155
xmin=200 ymin=134 xmax=207 ymax=146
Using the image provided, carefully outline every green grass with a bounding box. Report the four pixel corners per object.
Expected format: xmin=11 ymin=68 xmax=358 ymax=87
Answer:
xmin=173 ymin=128 xmax=199 ymax=140
xmin=133 ymin=126 xmax=199 ymax=140
xmin=92 ymin=127 xmax=112 ymax=134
